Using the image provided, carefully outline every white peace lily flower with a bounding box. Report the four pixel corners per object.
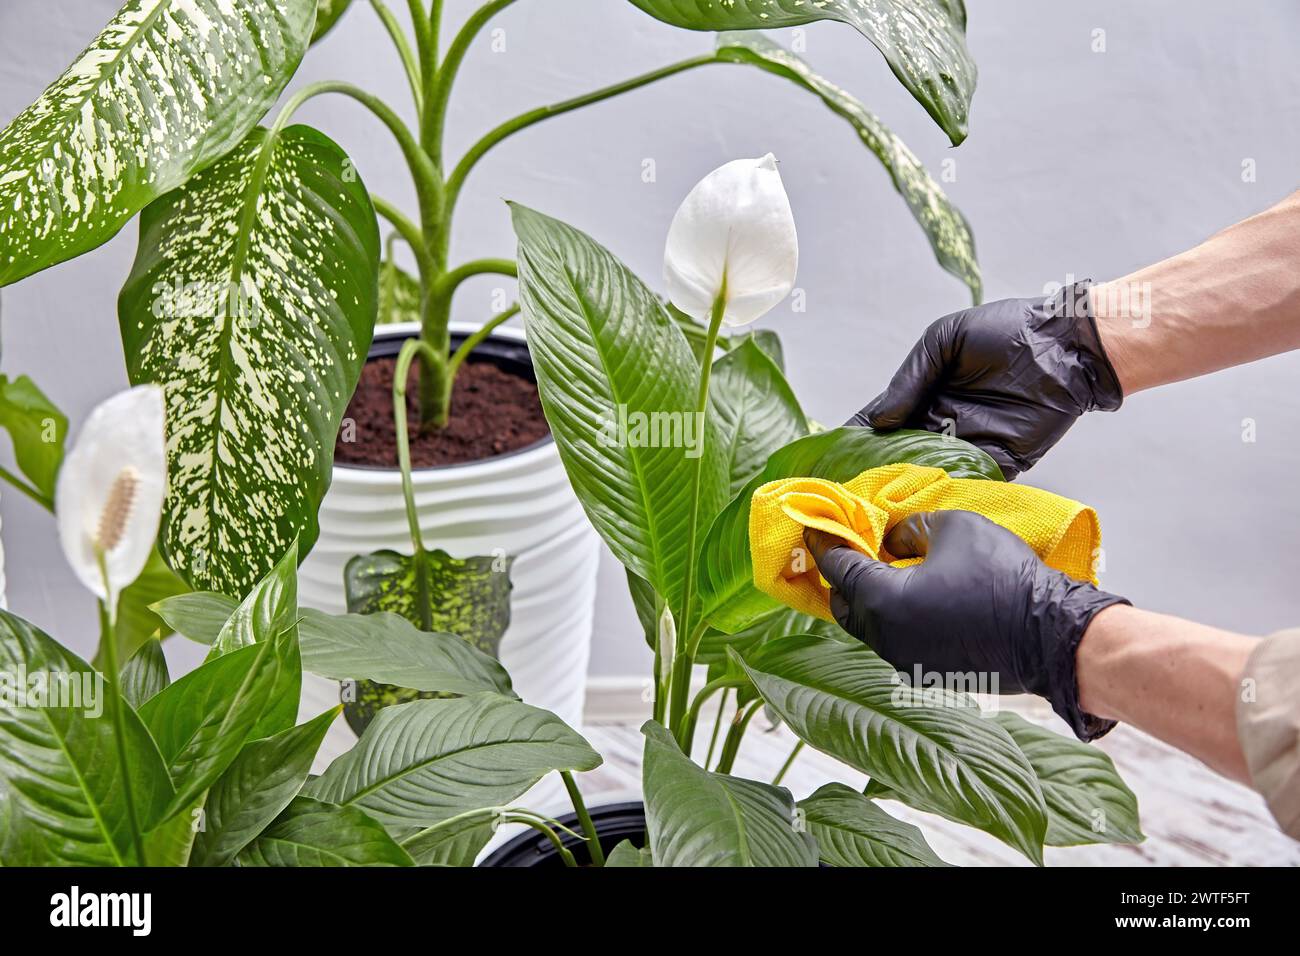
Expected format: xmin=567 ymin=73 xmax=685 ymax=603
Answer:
xmin=56 ymin=385 xmax=167 ymax=608
xmin=664 ymin=153 xmax=798 ymax=328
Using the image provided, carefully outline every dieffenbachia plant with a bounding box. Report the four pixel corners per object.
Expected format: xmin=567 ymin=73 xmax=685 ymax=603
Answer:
xmin=0 ymin=0 xmax=981 ymax=604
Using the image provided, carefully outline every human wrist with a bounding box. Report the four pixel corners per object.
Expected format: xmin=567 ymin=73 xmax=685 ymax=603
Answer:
xmin=1041 ymin=577 xmax=1130 ymax=741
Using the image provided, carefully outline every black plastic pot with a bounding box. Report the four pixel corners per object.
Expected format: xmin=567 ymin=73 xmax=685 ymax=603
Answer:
xmin=479 ymin=802 xmax=647 ymax=867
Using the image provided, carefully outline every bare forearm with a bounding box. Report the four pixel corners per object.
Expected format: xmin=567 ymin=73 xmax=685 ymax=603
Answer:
xmin=1075 ymin=604 xmax=1256 ymax=781
xmin=1092 ymin=190 xmax=1300 ymax=394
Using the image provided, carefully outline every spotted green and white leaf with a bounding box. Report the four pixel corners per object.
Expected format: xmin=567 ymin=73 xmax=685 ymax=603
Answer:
xmin=399 ymin=807 xmax=503 ymax=867
xmin=709 ymin=336 xmax=808 ymax=497
xmin=799 ymin=783 xmax=948 ymax=867
xmin=994 ymin=712 xmax=1144 ymax=847
xmin=512 ymin=202 xmax=727 ymax=621
xmin=152 ymin=590 xmax=238 ymax=645
xmin=0 ymin=0 xmax=317 ymax=286
xmin=0 ymin=373 xmax=66 ymax=500
xmin=628 ymin=0 xmax=976 ymax=145
xmin=120 ymin=637 xmax=170 ymax=709
xmin=312 ymin=0 xmax=354 ymax=42
xmin=0 ymin=608 xmax=173 ymax=865
xmin=641 ymin=720 xmax=817 ymax=867
xmin=305 ymin=695 xmax=601 ymax=828
xmin=118 ymin=124 xmax=379 ymax=597
xmin=716 ymin=32 xmax=981 ymax=302
xmin=189 ymin=706 xmax=341 ymax=867
xmin=734 ymin=635 xmax=1048 ymax=863
xmin=379 ymin=258 xmax=421 ymax=325
xmin=237 ymin=796 xmax=413 ymax=866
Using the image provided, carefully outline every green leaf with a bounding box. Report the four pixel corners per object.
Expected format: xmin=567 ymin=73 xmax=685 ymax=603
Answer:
xmin=400 ymin=808 xmax=502 ymax=867
xmin=747 ymin=330 xmax=786 ymax=371
xmin=211 ymin=541 xmax=299 ymax=657
xmin=736 ymin=636 xmax=1048 ymax=863
xmin=993 ymin=712 xmax=1144 ymax=847
xmin=0 ymin=374 xmax=65 ymax=499
xmin=341 ymin=548 xmax=515 ymax=732
xmin=0 ymin=609 xmax=173 ymax=865
xmin=110 ymin=547 xmax=190 ymax=663
xmin=0 ymin=0 xmax=317 ymax=286
xmin=300 ymin=608 xmax=514 ymax=697
xmin=312 ymin=0 xmax=354 ymax=43
xmin=708 ymin=336 xmax=809 ymax=497
xmin=139 ymin=625 xmax=297 ymax=816
xmin=306 ymin=695 xmax=601 ymax=828
xmin=798 ymin=783 xmax=948 ymax=867
xmin=641 ymin=720 xmax=816 ymax=867
xmin=699 ymin=425 xmax=1004 ymax=633
xmin=629 ymin=0 xmax=976 ymax=145
xmin=512 ymin=202 xmax=727 ymax=620
xmin=143 ymin=792 xmax=206 ymax=867
xmin=119 ymin=638 xmax=169 ymax=709
xmin=237 ymin=796 xmax=413 ymax=866
xmin=118 ymin=123 xmax=379 ymax=597
xmin=189 ymin=706 xmax=341 ymax=867
xmin=716 ymin=32 xmax=981 ymax=302
xmin=378 ymin=258 xmax=421 ymax=325
xmin=152 ymin=591 xmax=239 ymax=645
xmin=606 ymin=839 xmax=655 ymax=867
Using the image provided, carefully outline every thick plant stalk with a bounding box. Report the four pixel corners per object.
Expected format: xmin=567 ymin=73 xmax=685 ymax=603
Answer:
xmin=560 ymin=770 xmax=605 ymax=866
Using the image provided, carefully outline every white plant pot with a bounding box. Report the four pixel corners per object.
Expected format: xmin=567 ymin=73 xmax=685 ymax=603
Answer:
xmin=297 ymin=322 xmax=600 ymax=731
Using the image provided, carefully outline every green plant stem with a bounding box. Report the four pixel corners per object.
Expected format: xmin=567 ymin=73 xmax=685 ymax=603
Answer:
xmin=95 ymin=552 xmax=145 ymax=866
xmin=406 ymin=0 xmax=435 ymax=89
xmin=669 ymin=292 xmax=726 ymax=751
xmin=370 ymin=0 xmax=424 ymax=111
xmin=393 ymin=337 xmax=444 ymax=552
xmin=445 ymin=304 xmax=519 ymax=380
xmin=372 ymin=195 xmax=428 ymax=266
xmin=715 ymin=699 xmax=762 ymax=775
xmin=0 ymin=465 xmax=52 ymax=511
xmin=507 ymin=814 xmax=578 ymax=867
xmin=433 ymin=258 xmax=518 ymax=298
xmin=560 ymin=771 xmax=605 ymax=866
xmin=772 ymin=740 xmax=805 ymax=786
xmin=426 ymin=0 xmax=519 ymax=166
xmin=445 ymin=54 xmax=717 ymax=215
xmin=704 ymin=687 xmax=730 ymax=771
xmin=679 ymin=675 xmax=743 ymax=750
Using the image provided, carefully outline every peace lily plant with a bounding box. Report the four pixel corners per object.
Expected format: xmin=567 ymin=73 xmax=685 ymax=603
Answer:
xmin=0 ymin=160 xmax=1144 ymax=867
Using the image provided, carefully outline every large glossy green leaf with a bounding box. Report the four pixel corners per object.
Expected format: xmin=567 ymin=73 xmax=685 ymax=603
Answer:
xmin=189 ymin=706 xmax=340 ymax=867
xmin=0 ymin=0 xmax=317 ymax=286
xmin=312 ymin=0 xmax=354 ymax=42
xmin=118 ymin=123 xmax=379 ymax=597
xmin=699 ymin=425 xmax=1004 ymax=633
xmin=305 ymin=695 xmax=601 ymax=828
xmin=512 ymin=202 xmax=727 ymax=619
xmin=709 ymin=337 xmax=809 ymax=497
xmin=629 ymin=0 xmax=976 ymax=145
xmin=139 ymin=625 xmax=297 ymax=816
xmin=152 ymin=591 xmax=238 ymax=645
xmin=716 ymin=33 xmax=981 ymax=302
xmin=0 ymin=609 xmax=173 ymax=865
xmin=736 ymin=635 xmax=1048 ymax=863
xmin=341 ymin=547 xmax=515 ymax=732
xmin=799 ymin=783 xmax=948 ymax=866
xmin=993 ymin=712 xmax=1144 ymax=847
xmin=399 ymin=807 xmax=502 ymax=867
xmin=299 ymin=608 xmax=515 ymax=698
xmin=119 ymin=638 xmax=169 ymax=709
xmin=237 ymin=796 xmax=413 ymax=866
xmin=0 ymin=374 xmax=65 ymax=499
xmin=641 ymin=720 xmax=816 ymax=867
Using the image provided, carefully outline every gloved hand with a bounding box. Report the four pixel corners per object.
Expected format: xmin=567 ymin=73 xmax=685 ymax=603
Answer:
xmin=850 ymin=281 xmax=1124 ymax=480
xmin=804 ymin=511 xmax=1129 ymax=740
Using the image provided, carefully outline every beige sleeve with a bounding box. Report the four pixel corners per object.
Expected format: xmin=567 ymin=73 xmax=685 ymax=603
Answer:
xmin=1236 ymin=627 xmax=1300 ymax=838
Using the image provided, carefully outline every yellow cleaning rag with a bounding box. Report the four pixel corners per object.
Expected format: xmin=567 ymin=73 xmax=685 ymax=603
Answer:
xmin=749 ymin=462 xmax=1101 ymax=622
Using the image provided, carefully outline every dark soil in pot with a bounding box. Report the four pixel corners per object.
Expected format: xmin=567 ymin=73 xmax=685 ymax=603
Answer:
xmin=335 ymin=330 xmax=551 ymax=469
xmin=480 ymin=802 xmax=647 ymax=867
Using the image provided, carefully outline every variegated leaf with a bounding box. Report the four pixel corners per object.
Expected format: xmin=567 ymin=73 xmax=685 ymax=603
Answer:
xmin=716 ymin=33 xmax=981 ymax=302
xmin=628 ymin=0 xmax=976 ymax=145
xmin=0 ymin=0 xmax=317 ymax=286
xmin=312 ymin=0 xmax=354 ymax=42
xmin=379 ymin=258 xmax=421 ymax=325
xmin=118 ymin=124 xmax=379 ymax=597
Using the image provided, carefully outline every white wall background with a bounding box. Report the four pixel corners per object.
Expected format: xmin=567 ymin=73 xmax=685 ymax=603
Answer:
xmin=2 ymin=1 xmax=1298 ymax=677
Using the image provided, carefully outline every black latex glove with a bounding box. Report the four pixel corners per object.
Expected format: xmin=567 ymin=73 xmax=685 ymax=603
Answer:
xmin=804 ymin=512 xmax=1129 ymax=741
xmin=850 ymin=281 xmax=1124 ymax=480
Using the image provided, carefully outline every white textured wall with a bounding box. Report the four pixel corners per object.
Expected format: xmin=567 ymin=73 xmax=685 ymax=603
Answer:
xmin=2 ymin=1 xmax=1298 ymax=677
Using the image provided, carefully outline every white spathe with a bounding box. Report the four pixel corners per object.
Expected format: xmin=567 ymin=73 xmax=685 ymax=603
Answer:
xmin=663 ymin=153 xmax=798 ymax=328
xmin=56 ymin=385 xmax=166 ymax=606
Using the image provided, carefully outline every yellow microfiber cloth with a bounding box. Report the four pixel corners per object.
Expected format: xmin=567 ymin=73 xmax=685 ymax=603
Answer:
xmin=749 ymin=462 xmax=1101 ymax=621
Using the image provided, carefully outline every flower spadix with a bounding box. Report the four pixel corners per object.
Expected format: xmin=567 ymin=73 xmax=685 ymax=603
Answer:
xmin=56 ymin=385 xmax=166 ymax=606
xmin=664 ymin=153 xmax=798 ymax=328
